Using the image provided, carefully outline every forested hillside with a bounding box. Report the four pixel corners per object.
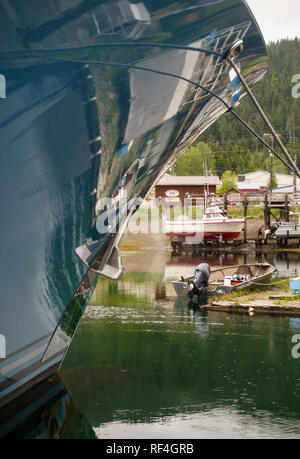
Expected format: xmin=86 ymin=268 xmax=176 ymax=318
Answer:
xmin=172 ymin=38 xmax=300 ymax=177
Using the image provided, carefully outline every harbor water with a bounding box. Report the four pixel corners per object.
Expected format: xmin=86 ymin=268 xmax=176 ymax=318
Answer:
xmin=57 ymin=235 xmax=300 ymax=439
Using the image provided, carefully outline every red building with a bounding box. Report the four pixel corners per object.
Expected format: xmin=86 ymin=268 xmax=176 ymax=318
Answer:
xmin=155 ymin=174 xmax=221 ymax=206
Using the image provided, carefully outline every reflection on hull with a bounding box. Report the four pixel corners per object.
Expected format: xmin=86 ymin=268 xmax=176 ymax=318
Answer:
xmin=0 ymin=372 xmax=96 ymax=439
xmin=0 ymin=0 xmax=267 ymax=408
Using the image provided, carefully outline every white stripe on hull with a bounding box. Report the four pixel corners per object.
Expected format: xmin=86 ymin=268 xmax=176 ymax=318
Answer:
xmin=165 ymin=220 xmax=245 ymax=234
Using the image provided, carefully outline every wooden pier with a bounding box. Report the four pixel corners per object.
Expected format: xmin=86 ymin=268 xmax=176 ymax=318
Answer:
xmin=226 ymin=190 xmax=300 ymax=231
xmin=170 ymin=191 xmax=300 ymax=251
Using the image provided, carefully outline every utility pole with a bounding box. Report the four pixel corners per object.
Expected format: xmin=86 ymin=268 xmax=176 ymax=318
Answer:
xmin=294 ymin=154 xmax=297 ymax=195
xmin=270 ymin=150 xmax=274 ymax=193
xmin=243 ymin=196 xmax=248 ymax=243
xmin=264 ymin=133 xmax=275 ymax=193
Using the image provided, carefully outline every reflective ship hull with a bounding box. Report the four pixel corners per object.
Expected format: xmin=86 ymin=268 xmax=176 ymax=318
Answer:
xmin=0 ymin=0 xmax=267 ymax=408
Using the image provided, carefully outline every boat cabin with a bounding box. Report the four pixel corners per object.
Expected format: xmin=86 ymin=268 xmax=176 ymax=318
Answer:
xmin=203 ymin=207 xmax=226 ymax=220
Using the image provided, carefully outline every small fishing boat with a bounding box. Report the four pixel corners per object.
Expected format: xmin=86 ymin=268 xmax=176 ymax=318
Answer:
xmin=165 ymin=206 xmax=245 ymax=243
xmin=172 ymin=263 xmax=276 ymax=297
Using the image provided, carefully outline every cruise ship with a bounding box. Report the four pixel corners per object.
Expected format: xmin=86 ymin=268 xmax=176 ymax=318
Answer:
xmin=0 ymin=0 xmax=267 ymax=413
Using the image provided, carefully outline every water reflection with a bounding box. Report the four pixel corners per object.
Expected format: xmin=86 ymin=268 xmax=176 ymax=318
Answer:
xmin=4 ymin=246 xmax=300 ymax=438
xmin=88 ymin=245 xmax=299 ymax=303
xmin=0 ymin=373 xmax=96 ymax=439
xmin=58 ymin=245 xmax=300 ymax=439
xmin=95 ymin=408 xmax=300 ymax=439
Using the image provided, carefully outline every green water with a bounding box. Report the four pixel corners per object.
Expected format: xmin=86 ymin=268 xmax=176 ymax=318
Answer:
xmin=60 ymin=252 xmax=300 ymax=439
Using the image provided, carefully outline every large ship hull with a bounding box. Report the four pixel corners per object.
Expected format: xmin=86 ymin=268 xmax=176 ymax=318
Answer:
xmin=0 ymin=0 xmax=267 ymax=409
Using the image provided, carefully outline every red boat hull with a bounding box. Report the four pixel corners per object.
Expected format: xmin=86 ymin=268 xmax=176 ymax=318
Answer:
xmin=168 ymin=231 xmax=242 ymax=242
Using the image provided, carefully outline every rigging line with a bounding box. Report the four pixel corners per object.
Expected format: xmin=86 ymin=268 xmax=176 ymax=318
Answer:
xmin=28 ymin=51 xmax=294 ymax=174
xmin=0 ymin=42 xmax=222 ymax=57
xmin=226 ymin=55 xmax=300 ymax=178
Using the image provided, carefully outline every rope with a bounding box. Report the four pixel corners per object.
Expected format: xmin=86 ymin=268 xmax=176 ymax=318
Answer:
xmin=247 ymin=279 xmax=289 ymax=286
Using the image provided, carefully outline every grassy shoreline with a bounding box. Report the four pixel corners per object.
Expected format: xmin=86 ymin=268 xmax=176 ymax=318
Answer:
xmin=206 ymin=277 xmax=300 ymax=312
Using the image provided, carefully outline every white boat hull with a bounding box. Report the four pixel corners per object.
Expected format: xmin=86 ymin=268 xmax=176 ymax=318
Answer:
xmin=165 ymin=219 xmax=245 ymax=242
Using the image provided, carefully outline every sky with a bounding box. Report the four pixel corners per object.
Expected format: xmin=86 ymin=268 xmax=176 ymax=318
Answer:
xmin=246 ymin=0 xmax=300 ymax=43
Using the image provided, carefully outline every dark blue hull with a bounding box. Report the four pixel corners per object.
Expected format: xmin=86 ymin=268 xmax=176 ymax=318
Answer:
xmin=0 ymin=0 xmax=267 ymax=408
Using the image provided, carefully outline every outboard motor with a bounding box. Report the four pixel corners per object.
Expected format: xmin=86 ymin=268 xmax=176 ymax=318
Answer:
xmin=188 ymin=263 xmax=211 ymax=299
xmin=270 ymin=222 xmax=280 ymax=235
xmin=264 ymin=222 xmax=280 ymax=240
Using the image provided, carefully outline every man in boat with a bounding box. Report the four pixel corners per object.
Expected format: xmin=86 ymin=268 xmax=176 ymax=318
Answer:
xmin=188 ymin=263 xmax=211 ymax=299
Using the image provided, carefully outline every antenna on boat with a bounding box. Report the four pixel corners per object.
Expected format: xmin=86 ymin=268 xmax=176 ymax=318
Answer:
xmin=224 ymin=40 xmax=300 ymax=179
xmin=204 ymin=157 xmax=209 ymax=209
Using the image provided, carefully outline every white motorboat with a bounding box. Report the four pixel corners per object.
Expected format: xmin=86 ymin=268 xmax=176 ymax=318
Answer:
xmin=165 ymin=206 xmax=245 ymax=243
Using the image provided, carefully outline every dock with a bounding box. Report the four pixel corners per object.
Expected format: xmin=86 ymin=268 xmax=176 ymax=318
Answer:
xmin=203 ymin=300 xmax=300 ymax=316
xmin=170 ymin=190 xmax=300 ymax=252
xmin=202 ymin=288 xmax=300 ymax=316
xmin=171 ymin=238 xmax=300 ymax=255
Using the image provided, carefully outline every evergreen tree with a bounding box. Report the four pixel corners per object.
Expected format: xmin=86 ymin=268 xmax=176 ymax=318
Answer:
xmin=172 ymin=142 xmax=215 ymax=175
xmin=267 ymin=173 xmax=278 ymax=190
xmin=217 ymin=171 xmax=238 ymax=194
